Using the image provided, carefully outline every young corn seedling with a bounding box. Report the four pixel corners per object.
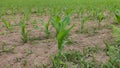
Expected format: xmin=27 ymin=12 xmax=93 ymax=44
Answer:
xmin=80 ymin=16 xmax=89 ymax=33
xmin=102 ymin=41 xmax=120 ymax=68
xmin=96 ymin=13 xmax=104 ymax=29
xmin=0 ymin=42 xmax=16 ymax=53
xmin=57 ymin=25 xmax=74 ymax=56
xmin=2 ymin=19 xmax=12 ymax=32
xmin=114 ymin=9 xmax=120 ymax=24
xmin=32 ymin=20 xmax=39 ymax=30
xmin=23 ymin=10 xmax=30 ymax=21
xmin=49 ymin=8 xmax=59 ymax=17
xmin=112 ymin=25 xmax=120 ymax=44
xmin=40 ymin=19 xmax=50 ymax=39
xmin=51 ymin=15 xmax=75 ymax=56
xmin=63 ymin=8 xmax=72 ymax=16
xmin=20 ymin=20 xmax=28 ymax=43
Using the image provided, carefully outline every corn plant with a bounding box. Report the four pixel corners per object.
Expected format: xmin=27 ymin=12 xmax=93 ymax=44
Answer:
xmin=102 ymin=42 xmax=120 ymax=68
xmin=57 ymin=25 xmax=74 ymax=56
xmin=40 ymin=19 xmax=50 ymax=39
xmin=49 ymin=8 xmax=60 ymax=17
xmin=100 ymin=25 xmax=120 ymax=67
xmin=2 ymin=19 xmax=12 ymax=32
xmin=51 ymin=15 xmax=75 ymax=56
xmin=20 ymin=20 xmax=28 ymax=43
xmin=80 ymin=16 xmax=89 ymax=33
xmin=114 ymin=9 xmax=120 ymax=24
xmin=32 ymin=20 xmax=39 ymax=30
xmin=51 ymin=51 xmax=97 ymax=68
xmin=23 ymin=10 xmax=31 ymax=21
xmin=63 ymin=8 xmax=72 ymax=16
xmin=112 ymin=25 xmax=120 ymax=44
xmin=96 ymin=13 xmax=104 ymax=29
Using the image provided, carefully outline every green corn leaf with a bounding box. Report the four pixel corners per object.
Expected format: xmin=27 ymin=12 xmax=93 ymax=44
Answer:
xmin=32 ymin=20 xmax=39 ymax=30
xmin=112 ymin=25 xmax=120 ymax=43
xmin=51 ymin=16 xmax=61 ymax=34
xmin=20 ymin=20 xmax=28 ymax=43
xmin=57 ymin=24 xmax=75 ymax=41
xmin=114 ymin=9 xmax=120 ymax=23
xmin=60 ymin=16 xmax=70 ymax=30
xmin=40 ymin=19 xmax=50 ymax=38
xmin=97 ymin=13 xmax=104 ymax=22
xmin=2 ymin=19 xmax=12 ymax=31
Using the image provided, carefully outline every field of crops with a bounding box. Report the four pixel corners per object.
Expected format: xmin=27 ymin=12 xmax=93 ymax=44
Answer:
xmin=0 ymin=0 xmax=120 ymax=68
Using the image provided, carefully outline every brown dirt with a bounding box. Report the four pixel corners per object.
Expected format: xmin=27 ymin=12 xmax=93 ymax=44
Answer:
xmin=0 ymin=13 xmax=113 ymax=68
